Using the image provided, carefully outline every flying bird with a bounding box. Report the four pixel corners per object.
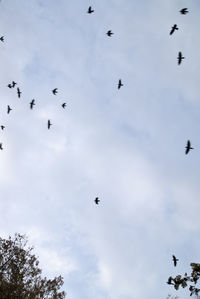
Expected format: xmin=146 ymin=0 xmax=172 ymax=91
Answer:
xmin=185 ymin=140 xmax=193 ymax=154
xmin=180 ymin=8 xmax=188 ymax=15
xmin=7 ymin=84 xmax=12 ymax=88
xmin=0 ymin=143 xmax=3 ymax=150
xmin=87 ymin=6 xmax=94 ymax=14
xmin=12 ymin=81 xmax=17 ymax=88
xmin=177 ymin=52 xmax=185 ymax=65
xmin=1 ymin=126 xmax=5 ymax=130
xmin=107 ymin=30 xmax=114 ymax=36
xmin=52 ymin=88 xmax=58 ymax=95
xmin=170 ymin=24 xmax=178 ymax=35
xmin=167 ymin=276 xmax=174 ymax=285
xmin=47 ymin=120 xmax=52 ymax=129
xmin=94 ymin=197 xmax=100 ymax=205
xmin=17 ymin=87 xmax=21 ymax=98
xmin=30 ymin=99 xmax=35 ymax=109
xmin=7 ymin=105 xmax=12 ymax=114
xmin=0 ymin=36 xmax=4 ymax=42
xmin=118 ymin=79 xmax=123 ymax=89
xmin=172 ymin=255 xmax=179 ymax=267
xmin=62 ymin=103 xmax=66 ymax=109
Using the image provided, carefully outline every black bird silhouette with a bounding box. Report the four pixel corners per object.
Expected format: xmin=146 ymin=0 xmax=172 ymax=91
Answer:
xmin=0 ymin=143 xmax=3 ymax=150
xmin=7 ymin=105 xmax=12 ymax=114
xmin=52 ymin=88 xmax=58 ymax=95
xmin=7 ymin=84 xmax=12 ymax=88
xmin=170 ymin=24 xmax=178 ymax=35
xmin=94 ymin=197 xmax=100 ymax=205
xmin=12 ymin=81 xmax=17 ymax=88
xmin=62 ymin=103 xmax=66 ymax=108
xmin=1 ymin=125 xmax=5 ymax=130
xmin=87 ymin=6 xmax=94 ymax=14
xmin=185 ymin=140 xmax=193 ymax=154
xmin=107 ymin=30 xmax=114 ymax=36
xmin=180 ymin=8 xmax=188 ymax=15
xmin=177 ymin=52 xmax=185 ymax=65
xmin=0 ymin=36 xmax=4 ymax=42
xmin=167 ymin=276 xmax=174 ymax=285
xmin=47 ymin=120 xmax=52 ymax=129
xmin=30 ymin=99 xmax=35 ymax=109
xmin=172 ymin=255 xmax=179 ymax=267
xmin=118 ymin=79 xmax=123 ymax=89
xmin=17 ymin=87 xmax=21 ymax=98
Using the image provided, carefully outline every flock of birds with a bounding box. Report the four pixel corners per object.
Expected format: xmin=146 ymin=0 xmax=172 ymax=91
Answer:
xmin=0 ymin=6 xmax=193 ymax=184
xmin=0 ymin=80 xmax=67 ymax=149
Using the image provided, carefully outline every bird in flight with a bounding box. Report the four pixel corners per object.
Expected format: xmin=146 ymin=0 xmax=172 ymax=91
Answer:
xmin=0 ymin=36 xmax=4 ymax=42
xmin=7 ymin=83 xmax=12 ymax=88
xmin=17 ymin=87 xmax=21 ymax=98
xmin=118 ymin=79 xmax=123 ymax=89
xmin=170 ymin=24 xmax=178 ymax=35
xmin=0 ymin=143 xmax=3 ymax=150
xmin=167 ymin=276 xmax=174 ymax=285
xmin=52 ymin=88 xmax=58 ymax=95
xmin=94 ymin=197 xmax=100 ymax=205
xmin=47 ymin=120 xmax=52 ymax=129
xmin=177 ymin=52 xmax=185 ymax=65
xmin=172 ymin=255 xmax=179 ymax=267
xmin=62 ymin=103 xmax=66 ymax=109
xmin=87 ymin=6 xmax=94 ymax=14
xmin=1 ymin=125 xmax=5 ymax=130
xmin=12 ymin=81 xmax=17 ymax=88
xmin=7 ymin=105 xmax=12 ymax=114
xmin=185 ymin=140 xmax=193 ymax=154
xmin=107 ymin=30 xmax=114 ymax=37
xmin=30 ymin=99 xmax=35 ymax=109
xmin=180 ymin=8 xmax=189 ymax=15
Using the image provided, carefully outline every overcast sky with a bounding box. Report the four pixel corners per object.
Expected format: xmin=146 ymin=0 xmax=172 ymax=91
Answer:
xmin=0 ymin=0 xmax=200 ymax=298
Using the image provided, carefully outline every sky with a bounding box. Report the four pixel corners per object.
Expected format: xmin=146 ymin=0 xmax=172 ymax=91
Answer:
xmin=0 ymin=0 xmax=200 ymax=298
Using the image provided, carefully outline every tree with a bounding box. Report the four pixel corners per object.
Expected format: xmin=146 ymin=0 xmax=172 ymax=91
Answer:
xmin=0 ymin=233 xmax=66 ymax=299
xmin=168 ymin=263 xmax=200 ymax=296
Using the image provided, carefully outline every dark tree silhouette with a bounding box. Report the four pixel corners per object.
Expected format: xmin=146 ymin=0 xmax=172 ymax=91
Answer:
xmin=0 ymin=233 xmax=66 ymax=299
xmin=167 ymin=263 xmax=200 ymax=296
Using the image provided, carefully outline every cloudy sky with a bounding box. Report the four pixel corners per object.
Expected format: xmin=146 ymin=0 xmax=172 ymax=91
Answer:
xmin=0 ymin=0 xmax=200 ymax=298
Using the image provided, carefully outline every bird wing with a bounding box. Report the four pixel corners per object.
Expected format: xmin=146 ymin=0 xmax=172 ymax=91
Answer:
xmin=185 ymin=147 xmax=189 ymax=154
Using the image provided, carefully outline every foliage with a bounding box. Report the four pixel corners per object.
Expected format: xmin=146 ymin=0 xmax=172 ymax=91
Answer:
xmin=168 ymin=263 xmax=200 ymax=296
xmin=0 ymin=233 xmax=66 ymax=299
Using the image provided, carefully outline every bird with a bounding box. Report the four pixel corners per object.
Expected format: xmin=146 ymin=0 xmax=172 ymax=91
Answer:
xmin=107 ymin=30 xmax=114 ymax=36
xmin=0 ymin=36 xmax=4 ymax=42
xmin=1 ymin=126 xmax=5 ymax=130
xmin=47 ymin=120 xmax=52 ymax=129
xmin=7 ymin=83 xmax=12 ymax=88
xmin=185 ymin=140 xmax=193 ymax=154
xmin=118 ymin=79 xmax=123 ymax=89
xmin=12 ymin=81 xmax=17 ymax=88
xmin=172 ymin=255 xmax=179 ymax=267
xmin=30 ymin=99 xmax=35 ymax=109
xmin=62 ymin=103 xmax=66 ymax=109
xmin=52 ymin=88 xmax=58 ymax=95
xmin=87 ymin=6 xmax=94 ymax=14
xmin=180 ymin=8 xmax=189 ymax=15
xmin=7 ymin=105 xmax=12 ymax=114
xmin=167 ymin=276 xmax=174 ymax=285
xmin=94 ymin=197 xmax=100 ymax=205
xmin=177 ymin=52 xmax=185 ymax=65
xmin=0 ymin=143 xmax=3 ymax=150
xmin=170 ymin=24 xmax=178 ymax=35
xmin=17 ymin=87 xmax=21 ymax=98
